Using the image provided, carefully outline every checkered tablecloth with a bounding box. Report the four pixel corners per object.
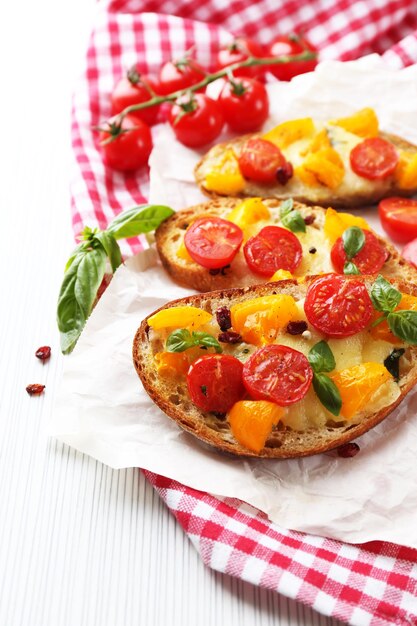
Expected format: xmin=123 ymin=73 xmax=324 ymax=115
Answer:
xmin=70 ymin=1 xmax=417 ymax=623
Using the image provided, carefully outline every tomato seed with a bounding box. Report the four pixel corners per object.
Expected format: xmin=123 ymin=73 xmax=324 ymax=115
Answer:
xmin=35 ymin=346 xmax=51 ymax=361
xmin=26 ymin=384 xmax=45 ymax=396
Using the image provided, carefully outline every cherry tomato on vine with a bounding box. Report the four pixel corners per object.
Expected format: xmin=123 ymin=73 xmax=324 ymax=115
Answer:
xmin=187 ymin=354 xmax=245 ymax=413
xmin=350 ymin=138 xmax=398 ymax=180
xmin=378 ymin=197 xmax=417 ymax=243
xmin=216 ymin=37 xmax=265 ymax=79
xmin=218 ymin=77 xmax=269 ymax=132
xmin=330 ymin=230 xmax=389 ymax=274
xmin=238 ymin=138 xmax=288 ymax=183
xmin=184 ymin=216 xmax=243 ymax=269
xmin=304 ymin=275 xmax=373 ymax=338
xmin=98 ymin=115 xmax=153 ymax=171
xmin=243 ymin=225 xmax=302 ymax=276
xmin=111 ymin=66 xmax=160 ymax=126
xmin=158 ymin=57 xmax=206 ymax=95
xmin=267 ymin=33 xmax=318 ymax=81
xmin=169 ymin=93 xmax=224 ymax=148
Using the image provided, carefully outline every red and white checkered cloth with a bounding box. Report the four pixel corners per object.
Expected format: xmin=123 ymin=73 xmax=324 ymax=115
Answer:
xmin=71 ymin=1 xmax=417 ymax=623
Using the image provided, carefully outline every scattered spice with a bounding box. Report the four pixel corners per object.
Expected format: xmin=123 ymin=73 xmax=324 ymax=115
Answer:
xmin=216 ymin=306 xmax=232 ymax=331
xmin=26 ymin=384 xmax=45 ymax=396
xmin=35 ymin=346 xmax=51 ymax=361
xmin=276 ymin=161 xmax=293 ymax=185
xmin=286 ymin=321 xmax=308 ymax=335
xmin=308 ymin=246 xmax=317 ymax=254
xmin=218 ymin=331 xmax=242 ymax=344
xmin=337 ymin=442 xmax=360 ymax=458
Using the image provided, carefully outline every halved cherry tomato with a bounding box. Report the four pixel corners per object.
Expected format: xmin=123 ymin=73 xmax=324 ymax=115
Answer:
xmin=379 ymin=197 xmax=417 ymax=243
xmin=304 ymin=275 xmax=373 ymax=338
xmin=187 ymin=354 xmax=245 ymax=412
xmin=217 ymin=38 xmax=265 ymax=79
xmin=158 ymin=58 xmax=206 ymax=95
xmin=350 ymin=138 xmax=398 ymax=180
xmin=219 ymin=78 xmax=269 ymax=133
xmin=243 ymin=226 xmax=302 ymax=277
xmin=169 ymin=93 xmax=224 ymax=148
xmin=111 ymin=67 xmax=160 ymax=126
xmin=330 ymin=230 xmax=388 ymax=274
xmin=402 ymin=238 xmax=417 ymax=268
xmin=184 ymin=217 xmax=243 ymax=269
xmin=243 ymin=345 xmax=313 ymax=406
xmin=238 ymin=138 xmax=288 ymax=183
xmin=99 ymin=115 xmax=152 ymax=171
xmin=267 ymin=33 xmax=318 ymax=81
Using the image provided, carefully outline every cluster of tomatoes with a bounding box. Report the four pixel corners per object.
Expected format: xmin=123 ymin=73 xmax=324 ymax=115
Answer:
xmin=98 ymin=34 xmax=317 ymax=171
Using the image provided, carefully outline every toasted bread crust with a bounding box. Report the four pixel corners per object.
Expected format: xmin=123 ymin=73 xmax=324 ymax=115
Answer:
xmin=133 ymin=277 xmax=417 ymax=459
xmin=194 ymin=131 xmax=417 ymax=207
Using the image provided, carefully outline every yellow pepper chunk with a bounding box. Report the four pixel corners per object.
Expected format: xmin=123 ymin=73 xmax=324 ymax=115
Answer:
xmin=324 ymin=207 xmax=370 ymax=244
xmin=270 ymin=269 xmax=294 ymax=281
xmin=263 ymin=118 xmax=315 ymax=149
xmin=204 ymin=149 xmax=246 ymax=195
xmin=231 ymin=295 xmax=300 ymax=345
xmin=299 ymin=147 xmax=345 ymax=189
xmin=394 ymin=151 xmax=417 ymax=189
xmin=330 ymin=363 xmax=392 ymax=420
xmin=148 ymin=306 xmax=212 ymax=330
xmin=295 ymin=164 xmax=320 ymax=187
xmin=330 ymin=107 xmax=379 ymax=138
xmin=228 ymin=400 xmax=284 ymax=453
xmin=370 ymin=293 xmax=417 ymax=343
xmin=227 ymin=198 xmax=270 ymax=229
xmin=176 ymin=240 xmax=193 ymax=262
xmin=154 ymin=352 xmax=190 ymax=378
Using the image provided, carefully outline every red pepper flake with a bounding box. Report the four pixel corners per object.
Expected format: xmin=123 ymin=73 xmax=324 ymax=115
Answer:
xmin=35 ymin=346 xmax=51 ymax=361
xmin=337 ymin=442 xmax=360 ymax=458
xmin=26 ymin=384 xmax=45 ymax=396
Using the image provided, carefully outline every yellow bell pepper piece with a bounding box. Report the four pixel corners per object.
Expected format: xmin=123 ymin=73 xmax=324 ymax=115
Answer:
xmin=370 ymin=293 xmax=417 ymax=343
xmin=227 ymin=198 xmax=270 ymax=229
xmin=148 ymin=306 xmax=212 ymax=330
xmin=299 ymin=147 xmax=345 ymax=189
xmin=330 ymin=107 xmax=379 ymax=138
xmin=270 ymin=269 xmax=294 ymax=281
xmin=301 ymin=129 xmax=332 ymax=155
xmin=154 ymin=352 xmax=190 ymax=377
xmin=176 ymin=240 xmax=193 ymax=262
xmin=295 ymin=165 xmax=320 ymax=187
xmin=263 ymin=118 xmax=315 ymax=149
xmin=330 ymin=362 xmax=392 ymax=420
xmin=231 ymin=295 xmax=299 ymax=345
xmin=324 ymin=207 xmax=370 ymax=243
xmin=394 ymin=151 xmax=417 ymax=189
xmin=228 ymin=400 xmax=284 ymax=453
xmin=204 ymin=149 xmax=246 ymax=195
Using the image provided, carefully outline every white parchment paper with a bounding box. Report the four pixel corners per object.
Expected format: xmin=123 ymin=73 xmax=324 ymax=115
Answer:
xmin=52 ymin=56 xmax=417 ymax=547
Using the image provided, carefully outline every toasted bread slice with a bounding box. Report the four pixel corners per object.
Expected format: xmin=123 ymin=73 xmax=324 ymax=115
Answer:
xmin=133 ymin=276 xmax=417 ymax=458
xmin=195 ymin=125 xmax=417 ymax=207
xmin=155 ymin=197 xmax=417 ymax=292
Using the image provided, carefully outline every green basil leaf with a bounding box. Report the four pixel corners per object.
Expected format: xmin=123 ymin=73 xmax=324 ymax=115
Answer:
xmin=281 ymin=209 xmax=306 ymax=234
xmin=342 ymin=226 xmax=365 ymax=260
xmin=343 ymin=261 xmax=360 ymax=275
xmin=192 ymin=331 xmax=223 ymax=353
xmin=166 ymin=329 xmax=193 ymax=352
xmin=383 ymin=348 xmax=405 ymax=382
xmin=312 ymin=372 xmax=342 ymax=416
xmin=107 ymin=204 xmax=175 ymax=239
xmin=370 ymin=275 xmax=402 ymax=313
xmin=308 ymin=340 xmax=336 ymax=373
xmin=279 ymin=198 xmax=294 ymax=216
xmin=387 ymin=310 xmax=417 ymax=344
xmin=95 ymin=231 xmax=123 ymax=273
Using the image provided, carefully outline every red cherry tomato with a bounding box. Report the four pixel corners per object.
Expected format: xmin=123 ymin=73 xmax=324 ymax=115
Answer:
xmin=169 ymin=94 xmax=224 ymax=148
xmin=267 ymin=33 xmax=318 ymax=81
xmin=111 ymin=67 xmax=160 ymax=126
xmin=184 ymin=217 xmax=243 ymax=269
xmin=350 ymin=138 xmax=398 ymax=180
xmin=330 ymin=230 xmax=388 ymax=274
xmin=378 ymin=197 xmax=417 ymax=243
xmin=217 ymin=37 xmax=265 ymax=79
xmin=304 ymin=275 xmax=373 ymax=338
xmin=99 ymin=115 xmax=152 ymax=171
xmin=218 ymin=78 xmax=269 ymax=133
xmin=238 ymin=138 xmax=287 ymax=183
xmin=187 ymin=354 xmax=245 ymax=413
xmin=158 ymin=58 xmax=206 ymax=95
xmin=243 ymin=345 xmax=313 ymax=406
xmin=244 ymin=226 xmax=302 ymax=276
xmin=402 ymin=238 xmax=417 ymax=268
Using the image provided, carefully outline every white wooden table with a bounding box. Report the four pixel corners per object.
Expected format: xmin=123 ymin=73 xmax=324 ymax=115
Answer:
xmin=0 ymin=2 xmax=344 ymax=624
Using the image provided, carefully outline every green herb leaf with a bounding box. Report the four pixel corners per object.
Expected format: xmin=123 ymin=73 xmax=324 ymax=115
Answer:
xmin=384 ymin=348 xmax=405 ymax=382
xmin=343 ymin=261 xmax=360 ymax=275
xmin=279 ymin=198 xmax=294 ymax=214
xmin=57 ymin=247 xmax=107 ymax=354
xmin=192 ymin=331 xmax=222 ymax=353
xmin=370 ymin=275 xmax=402 ymax=313
xmin=107 ymin=204 xmax=175 ymax=239
xmin=166 ymin=329 xmax=223 ymax=353
xmin=342 ymin=226 xmax=365 ymax=260
xmin=95 ymin=231 xmax=123 ymax=273
xmin=308 ymin=341 xmax=336 ymax=374
xmin=312 ymin=372 xmax=342 ymax=416
xmin=280 ymin=199 xmax=306 ymax=233
xmin=387 ymin=310 xmax=417 ymax=344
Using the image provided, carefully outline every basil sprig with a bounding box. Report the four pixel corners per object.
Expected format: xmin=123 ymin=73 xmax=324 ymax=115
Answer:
xmin=280 ymin=198 xmax=306 ymax=234
xmin=166 ymin=329 xmax=222 ymax=354
xmin=342 ymin=226 xmax=365 ymax=275
xmin=370 ymin=275 xmax=417 ymax=344
xmin=308 ymin=341 xmax=342 ymax=416
xmin=57 ymin=204 xmax=174 ymax=354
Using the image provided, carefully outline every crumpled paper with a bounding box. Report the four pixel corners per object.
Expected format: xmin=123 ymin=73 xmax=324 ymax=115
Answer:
xmin=52 ymin=56 xmax=417 ymax=547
